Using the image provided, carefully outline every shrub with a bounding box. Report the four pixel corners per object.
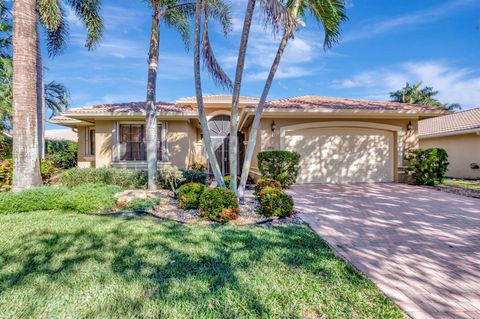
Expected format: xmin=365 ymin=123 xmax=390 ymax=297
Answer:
xmin=157 ymin=165 xmax=185 ymax=191
xmin=254 ymin=178 xmax=282 ymax=197
xmin=224 ymin=175 xmax=240 ymax=189
xmin=0 ymin=133 xmax=12 ymax=160
xmin=404 ymin=148 xmax=449 ymax=186
xmin=178 ymin=182 xmax=206 ymax=209
xmin=257 ymin=186 xmax=294 ymax=218
xmin=46 ymin=140 xmax=77 ymax=169
xmin=60 ymin=184 xmax=122 ymax=213
xmin=182 ymin=169 xmax=208 ymax=185
xmin=40 ymin=160 xmax=59 ymax=185
xmin=0 ymin=184 xmax=122 ymax=214
xmin=257 ymin=151 xmax=300 ymax=187
xmin=61 ymin=168 xmax=147 ymax=189
xmin=0 ymin=159 xmax=13 ymax=192
xmin=188 ymin=162 xmax=207 ymax=172
xmin=199 ymin=187 xmax=239 ymax=223
xmin=120 ymin=198 xmax=161 ymax=212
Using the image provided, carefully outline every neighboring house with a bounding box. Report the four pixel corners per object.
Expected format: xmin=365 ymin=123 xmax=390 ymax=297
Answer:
xmin=50 ymin=95 xmax=446 ymax=184
xmin=419 ymin=108 xmax=480 ymax=179
xmin=45 ymin=129 xmax=78 ymax=142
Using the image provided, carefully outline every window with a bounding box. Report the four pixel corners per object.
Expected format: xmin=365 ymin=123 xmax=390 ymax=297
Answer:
xmin=86 ymin=127 xmax=95 ymax=155
xmin=119 ymin=124 xmax=162 ymax=161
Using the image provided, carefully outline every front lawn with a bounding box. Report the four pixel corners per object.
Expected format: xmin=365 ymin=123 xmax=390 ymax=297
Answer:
xmin=442 ymin=178 xmax=480 ymax=190
xmin=0 ymin=211 xmax=404 ymax=318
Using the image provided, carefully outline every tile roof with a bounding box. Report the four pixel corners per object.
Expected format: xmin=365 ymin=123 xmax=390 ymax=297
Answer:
xmin=64 ymin=101 xmax=195 ymax=115
xmin=419 ymin=107 xmax=480 ymax=137
xmin=245 ymin=96 xmax=447 ymax=112
xmin=177 ymin=94 xmax=260 ymax=104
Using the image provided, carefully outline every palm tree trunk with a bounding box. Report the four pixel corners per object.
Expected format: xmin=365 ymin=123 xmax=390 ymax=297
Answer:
xmin=194 ymin=0 xmax=224 ymax=187
xmin=12 ymin=0 xmax=42 ymax=190
xmin=145 ymin=8 xmax=160 ymax=191
xmin=238 ymin=2 xmax=299 ymax=201
xmin=36 ymin=24 xmax=45 ymax=159
xmin=229 ymin=0 xmax=256 ymax=195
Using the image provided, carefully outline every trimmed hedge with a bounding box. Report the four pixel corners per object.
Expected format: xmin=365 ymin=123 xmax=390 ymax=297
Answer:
xmin=199 ymin=187 xmax=239 ymax=223
xmin=182 ymin=169 xmax=208 ymax=185
xmin=178 ymin=182 xmax=206 ymax=209
xmin=405 ymin=148 xmax=449 ymax=186
xmin=0 ymin=184 xmax=122 ymax=214
xmin=254 ymin=178 xmax=282 ymax=197
xmin=256 ymin=186 xmax=294 ymax=218
xmin=257 ymin=151 xmax=300 ymax=187
xmin=61 ymin=168 xmax=147 ymax=189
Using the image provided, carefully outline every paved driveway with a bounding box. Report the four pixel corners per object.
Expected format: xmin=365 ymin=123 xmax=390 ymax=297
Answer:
xmin=290 ymin=184 xmax=480 ymax=319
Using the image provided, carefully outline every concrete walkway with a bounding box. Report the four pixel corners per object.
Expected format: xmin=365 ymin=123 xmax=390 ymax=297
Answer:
xmin=290 ymin=184 xmax=480 ymax=319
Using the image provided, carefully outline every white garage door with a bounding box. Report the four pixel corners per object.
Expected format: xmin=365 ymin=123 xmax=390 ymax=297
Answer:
xmin=285 ymin=127 xmax=394 ymax=184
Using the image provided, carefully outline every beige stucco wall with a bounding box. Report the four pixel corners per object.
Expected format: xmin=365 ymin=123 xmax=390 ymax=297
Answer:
xmin=420 ymin=133 xmax=480 ymax=179
xmin=77 ymin=126 xmax=95 ymax=168
xmin=167 ymin=120 xmax=195 ymax=169
xmin=246 ymin=118 xmax=418 ymax=181
xmin=94 ymin=120 xmax=113 ymax=168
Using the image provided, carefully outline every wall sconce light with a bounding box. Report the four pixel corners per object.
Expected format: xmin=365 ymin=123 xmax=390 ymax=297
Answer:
xmin=271 ymin=121 xmax=276 ymax=133
xmin=406 ymin=121 xmax=413 ymax=132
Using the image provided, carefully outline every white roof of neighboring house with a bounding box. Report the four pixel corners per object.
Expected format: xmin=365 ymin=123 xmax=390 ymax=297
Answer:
xmin=45 ymin=129 xmax=78 ymax=142
xmin=419 ymin=107 xmax=480 ymax=138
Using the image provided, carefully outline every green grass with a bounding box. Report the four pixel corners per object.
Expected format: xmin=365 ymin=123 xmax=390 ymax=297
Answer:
xmin=0 ymin=212 xmax=404 ymax=318
xmin=442 ymin=178 xmax=480 ymax=190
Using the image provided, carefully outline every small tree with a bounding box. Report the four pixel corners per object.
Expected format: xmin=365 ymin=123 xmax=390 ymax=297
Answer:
xmin=404 ymin=148 xmax=449 ymax=186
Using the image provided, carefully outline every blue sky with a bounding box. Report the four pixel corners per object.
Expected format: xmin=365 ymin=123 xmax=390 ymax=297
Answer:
xmin=45 ymin=0 xmax=480 ymax=130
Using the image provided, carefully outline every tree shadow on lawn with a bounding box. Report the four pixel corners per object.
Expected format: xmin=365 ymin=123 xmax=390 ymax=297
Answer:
xmin=0 ymin=214 xmax=399 ymax=318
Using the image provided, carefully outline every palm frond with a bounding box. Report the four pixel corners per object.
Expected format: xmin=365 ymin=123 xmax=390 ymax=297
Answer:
xmin=163 ymin=2 xmax=195 ymax=49
xmin=207 ymin=0 xmax=231 ymax=36
xmin=257 ymin=0 xmax=294 ymax=34
xmin=300 ymin=0 xmax=347 ymax=49
xmin=45 ymin=81 xmax=70 ymax=117
xmin=202 ymin=0 xmax=232 ymax=90
xmin=66 ymin=0 xmax=104 ymax=50
xmin=37 ymin=0 xmax=62 ymax=31
xmin=45 ymin=6 xmax=69 ymax=57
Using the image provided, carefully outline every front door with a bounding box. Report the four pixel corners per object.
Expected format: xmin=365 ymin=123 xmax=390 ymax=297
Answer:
xmin=208 ymin=115 xmax=230 ymax=176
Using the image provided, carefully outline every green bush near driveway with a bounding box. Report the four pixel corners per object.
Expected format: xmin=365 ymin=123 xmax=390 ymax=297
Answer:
xmin=0 ymin=184 xmax=122 ymax=214
xmin=61 ymin=167 xmax=147 ymax=189
xmin=405 ymin=148 xmax=449 ymax=186
xmin=257 ymin=150 xmax=300 ymax=187
xmin=178 ymin=182 xmax=206 ymax=209
xmin=253 ymin=177 xmax=282 ymax=197
xmin=199 ymin=187 xmax=239 ymax=223
xmin=256 ymin=186 xmax=294 ymax=218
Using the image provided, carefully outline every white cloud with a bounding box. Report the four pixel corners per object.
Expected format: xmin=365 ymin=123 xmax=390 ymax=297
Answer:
xmin=344 ymin=0 xmax=478 ymax=42
xmin=331 ymin=61 xmax=480 ymax=108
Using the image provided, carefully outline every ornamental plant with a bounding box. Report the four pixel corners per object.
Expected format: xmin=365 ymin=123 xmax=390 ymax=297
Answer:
xmin=224 ymin=175 xmax=240 ymax=189
xmin=257 ymin=186 xmax=294 ymax=218
xmin=404 ymin=148 xmax=449 ymax=186
xmin=178 ymin=182 xmax=206 ymax=209
xmin=254 ymin=178 xmax=282 ymax=197
xmin=257 ymin=151 xmax=300 ymax=187
xmin=199 ymin=187 xmax=239 ymax=223
xmin=182 ymin=169 xmax=208 ymax=185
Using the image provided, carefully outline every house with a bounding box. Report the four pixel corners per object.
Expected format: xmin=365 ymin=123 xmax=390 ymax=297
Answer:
xmin=50 ymin=95 xmax=446 ymax=184
xmin=419 ymin=108 xmax=480 ymax=179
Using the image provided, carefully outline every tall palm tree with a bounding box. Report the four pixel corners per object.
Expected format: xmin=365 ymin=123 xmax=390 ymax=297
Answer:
xmin=229 ymin=0 xmax=294 ymax=194
xmin=12 ymin=0 xmax=42 ymax=190
xmin=390 ymin=82 xmax=461 ymax=111
xmin=144 ymin=0 xmax=231 ymax=190
xmin=36 ymin=0 xmax=103 ymax=158
xmin=237 ymin=0 xmax=347 ymax=200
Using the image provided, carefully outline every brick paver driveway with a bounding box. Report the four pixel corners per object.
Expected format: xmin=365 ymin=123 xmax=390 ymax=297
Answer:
xmin=290 ymin=184 xmax=480 ymax=319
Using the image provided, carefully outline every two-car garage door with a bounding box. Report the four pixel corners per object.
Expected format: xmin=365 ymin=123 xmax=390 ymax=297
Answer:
xmin=284 ymin=126 xmax=394 ymax=184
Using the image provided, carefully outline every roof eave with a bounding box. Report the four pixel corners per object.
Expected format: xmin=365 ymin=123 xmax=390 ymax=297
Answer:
xmin=419 ymin=128 xmax=480 ymax=139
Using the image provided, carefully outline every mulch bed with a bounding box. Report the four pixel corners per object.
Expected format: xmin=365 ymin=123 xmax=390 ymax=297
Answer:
xmin=113 ymin=189 xmax=303 ymax=226
xmin=429 ymin=185 xmax=480 ymax=199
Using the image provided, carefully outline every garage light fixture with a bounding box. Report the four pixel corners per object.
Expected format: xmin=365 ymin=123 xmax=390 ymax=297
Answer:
xmin=406 ymin=121 xmax=413 ymax=132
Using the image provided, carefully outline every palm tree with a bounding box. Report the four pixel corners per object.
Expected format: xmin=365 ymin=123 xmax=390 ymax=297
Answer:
xmin=144 ymin=0 xmax=231 ymax=190
xmin=12 ymin=0 xmax=42 ymax=189
xmin=237 ymin=0 xmax=347 ymax=200
xmin=390 ymin=82 xmax=461 ymax=111
xmin=36 ymin=0 xmax=103 ymax=158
